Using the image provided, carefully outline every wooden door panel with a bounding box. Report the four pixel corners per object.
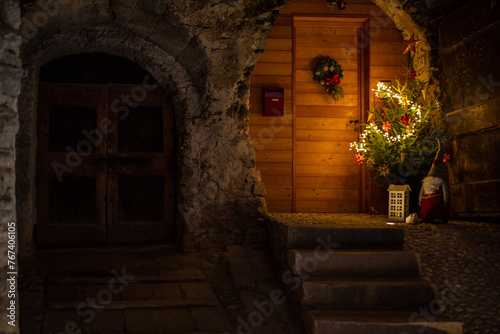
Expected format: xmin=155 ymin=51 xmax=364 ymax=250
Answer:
xmin=117 ymin=175 xmax=165 ymax=222
xmin=293 ymin=17 xmax=368 ymax=213
xmin=37 ymin=84 xmax=108 ymax=247
xmin=106 ymin=85 xmax=175 ymax=245
xmin=48 ymin=177 xmax=97 ymax=224
xmin=48 ymin=105 xmax=97 ymax=152
xmin=117 ymin=106 xmax=164 ymax=153
xmin=106 ymin=175 xmax=173 ymax=244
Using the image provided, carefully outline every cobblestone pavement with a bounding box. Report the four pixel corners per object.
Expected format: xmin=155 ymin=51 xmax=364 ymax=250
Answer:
xmin=269 ymin=212 xmax=500 ymax=334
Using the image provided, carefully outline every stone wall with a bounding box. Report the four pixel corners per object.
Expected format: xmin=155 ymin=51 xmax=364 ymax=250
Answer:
xmin=0 ymin=1 xmax=21 ymax=333
xmin=16 ymin=0 xmax=285 ymax=254
xmin=439 ymin=0 xmax=500 ymax=218
xmin=371 ymin=0 xmax=442 ymax=83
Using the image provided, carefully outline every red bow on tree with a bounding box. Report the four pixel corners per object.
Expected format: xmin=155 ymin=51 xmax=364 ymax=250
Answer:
xmin=326 ymin=74 xmax=341 ymax=85
xmin=401 ymin=113 xmax=411 ymax=125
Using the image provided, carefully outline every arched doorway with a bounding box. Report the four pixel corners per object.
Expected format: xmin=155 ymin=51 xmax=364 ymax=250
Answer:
xmin=249 ymin=0 xmax=418 ymax=213
xmin=36 ymin=53 xmax=176 ymax=247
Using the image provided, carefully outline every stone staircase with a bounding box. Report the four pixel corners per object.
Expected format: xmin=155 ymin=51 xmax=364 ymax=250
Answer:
xmin=268 ymin=220 xmax=463 ymax=334
xmin=41 ymin=269 xmax=233 ymax=334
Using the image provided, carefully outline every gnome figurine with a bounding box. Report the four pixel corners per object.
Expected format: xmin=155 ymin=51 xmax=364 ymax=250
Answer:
xmin=419 ymin=140 xmax=449 ymax=224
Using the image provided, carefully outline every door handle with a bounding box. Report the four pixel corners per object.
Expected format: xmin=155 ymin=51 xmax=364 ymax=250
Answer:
xmin=349 ymin=119 xmax=360 ymax=132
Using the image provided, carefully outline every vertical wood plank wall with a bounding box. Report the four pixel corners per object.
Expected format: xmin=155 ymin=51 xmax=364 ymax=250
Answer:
xmin=249 ymin=0 xmax=407 ymax=213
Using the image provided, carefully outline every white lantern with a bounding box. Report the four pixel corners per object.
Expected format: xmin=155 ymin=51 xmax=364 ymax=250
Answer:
xmin=387 ymin=184 xmax=411 ymax=222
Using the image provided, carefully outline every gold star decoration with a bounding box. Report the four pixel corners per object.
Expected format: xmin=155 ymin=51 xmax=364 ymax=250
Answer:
xmin=378 ymin=164 xmax=391 ymax=177
xmin=403 ymin=34 xmax=420 ymax=54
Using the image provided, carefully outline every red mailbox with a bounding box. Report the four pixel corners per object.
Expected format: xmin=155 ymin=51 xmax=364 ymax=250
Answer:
xmin=263 ymin=87 xmax=284 ymax=117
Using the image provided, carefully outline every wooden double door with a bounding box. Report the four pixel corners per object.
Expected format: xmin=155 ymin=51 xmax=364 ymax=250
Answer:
xmin=37 ymin=83 xmax=175 ymax=247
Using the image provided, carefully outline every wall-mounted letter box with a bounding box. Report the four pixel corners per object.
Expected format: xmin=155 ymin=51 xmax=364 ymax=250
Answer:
xmin=263 ymin=87 xmax=284 ymax=117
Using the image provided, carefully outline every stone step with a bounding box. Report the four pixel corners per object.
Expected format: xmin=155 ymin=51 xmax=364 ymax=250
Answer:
xmin=48 ymin=269 xmax=207 ymax=285
xmin=303 ymin=310 xmax=463 ymax=334
xmin=298 ymin=278 xmax=437 ymax=310
xmin=287 ymin=249 xmax=421 ymax=277
xmin=269 ymin=221 xmax=404 ymax=260
xmin=49 ymin=299 xmax=218 ymax=310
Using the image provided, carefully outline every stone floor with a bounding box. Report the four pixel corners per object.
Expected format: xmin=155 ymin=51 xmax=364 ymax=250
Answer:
xmin=18 ymin=243 xmax=302 ymax=334
xmin=18 ymin=213 xmax=500 ymax=334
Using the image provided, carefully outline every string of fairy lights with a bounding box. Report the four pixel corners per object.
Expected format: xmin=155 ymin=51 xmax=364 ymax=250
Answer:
xmin=350 ymin=81 xmax=425 ymax=154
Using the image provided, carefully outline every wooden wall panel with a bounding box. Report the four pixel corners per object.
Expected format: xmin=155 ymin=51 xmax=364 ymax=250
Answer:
xmin=249 ymin=0 xmax=406 ymax=213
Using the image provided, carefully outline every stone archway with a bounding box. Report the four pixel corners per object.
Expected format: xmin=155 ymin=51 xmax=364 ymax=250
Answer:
xmin=17 ymin=27 xmax=202 ymax=254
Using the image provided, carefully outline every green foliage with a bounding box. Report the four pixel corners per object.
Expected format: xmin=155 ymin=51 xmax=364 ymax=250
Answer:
xmin=313 ymin=57 xmax=344 ymax=101
xmin=350 ymin=58 xmax=445 ymax=184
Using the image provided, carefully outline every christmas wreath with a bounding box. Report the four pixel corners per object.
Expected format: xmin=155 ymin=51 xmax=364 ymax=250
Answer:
xmin=313 ymin=57 xmax=344 ymax=101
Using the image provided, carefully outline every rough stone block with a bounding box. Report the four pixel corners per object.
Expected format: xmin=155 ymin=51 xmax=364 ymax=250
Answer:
xmin=227 ymin=253 xmax=259 ymax=289
xmin=157 ymin=269 xmax=207 ymax=281
xmin=0 ymin=33 xmax=22 ymax=67
xmin=0 ymin=0 xmax=21 ymax=29
xmin=179 ymin=282 xmax=218 ymax=301
xmin=40 ymin=309 xmax=83 ymax=334
xmin=157 ymin=308 xmax=196 ymax=333
xmin=123 ymin=309 xmax=163 ymax=334
xmin=45 ymin=284 xmax=83 ymax=302
xmin=189 ymin=306 xmax=235 ymax=333
xmin=0 ymin=65 xmax=21 ymax=98
xmin=237 ymin=196 xmax=268 ymax=218
xmin=82 ymin=310 xmax=125 ymax=333
xmin=151 ymin=283 xmax=183 ymax=300
xmin=119 ymin=283 xmax=154 ymax=301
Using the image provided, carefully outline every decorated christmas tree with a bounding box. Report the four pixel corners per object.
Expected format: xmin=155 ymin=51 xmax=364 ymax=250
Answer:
xmin=350 ymin=36 xmax=447 ymax=185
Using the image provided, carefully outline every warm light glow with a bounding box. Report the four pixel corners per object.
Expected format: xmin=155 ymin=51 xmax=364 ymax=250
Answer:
xmin=351 ymin=80 xmax=428 ymax=154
